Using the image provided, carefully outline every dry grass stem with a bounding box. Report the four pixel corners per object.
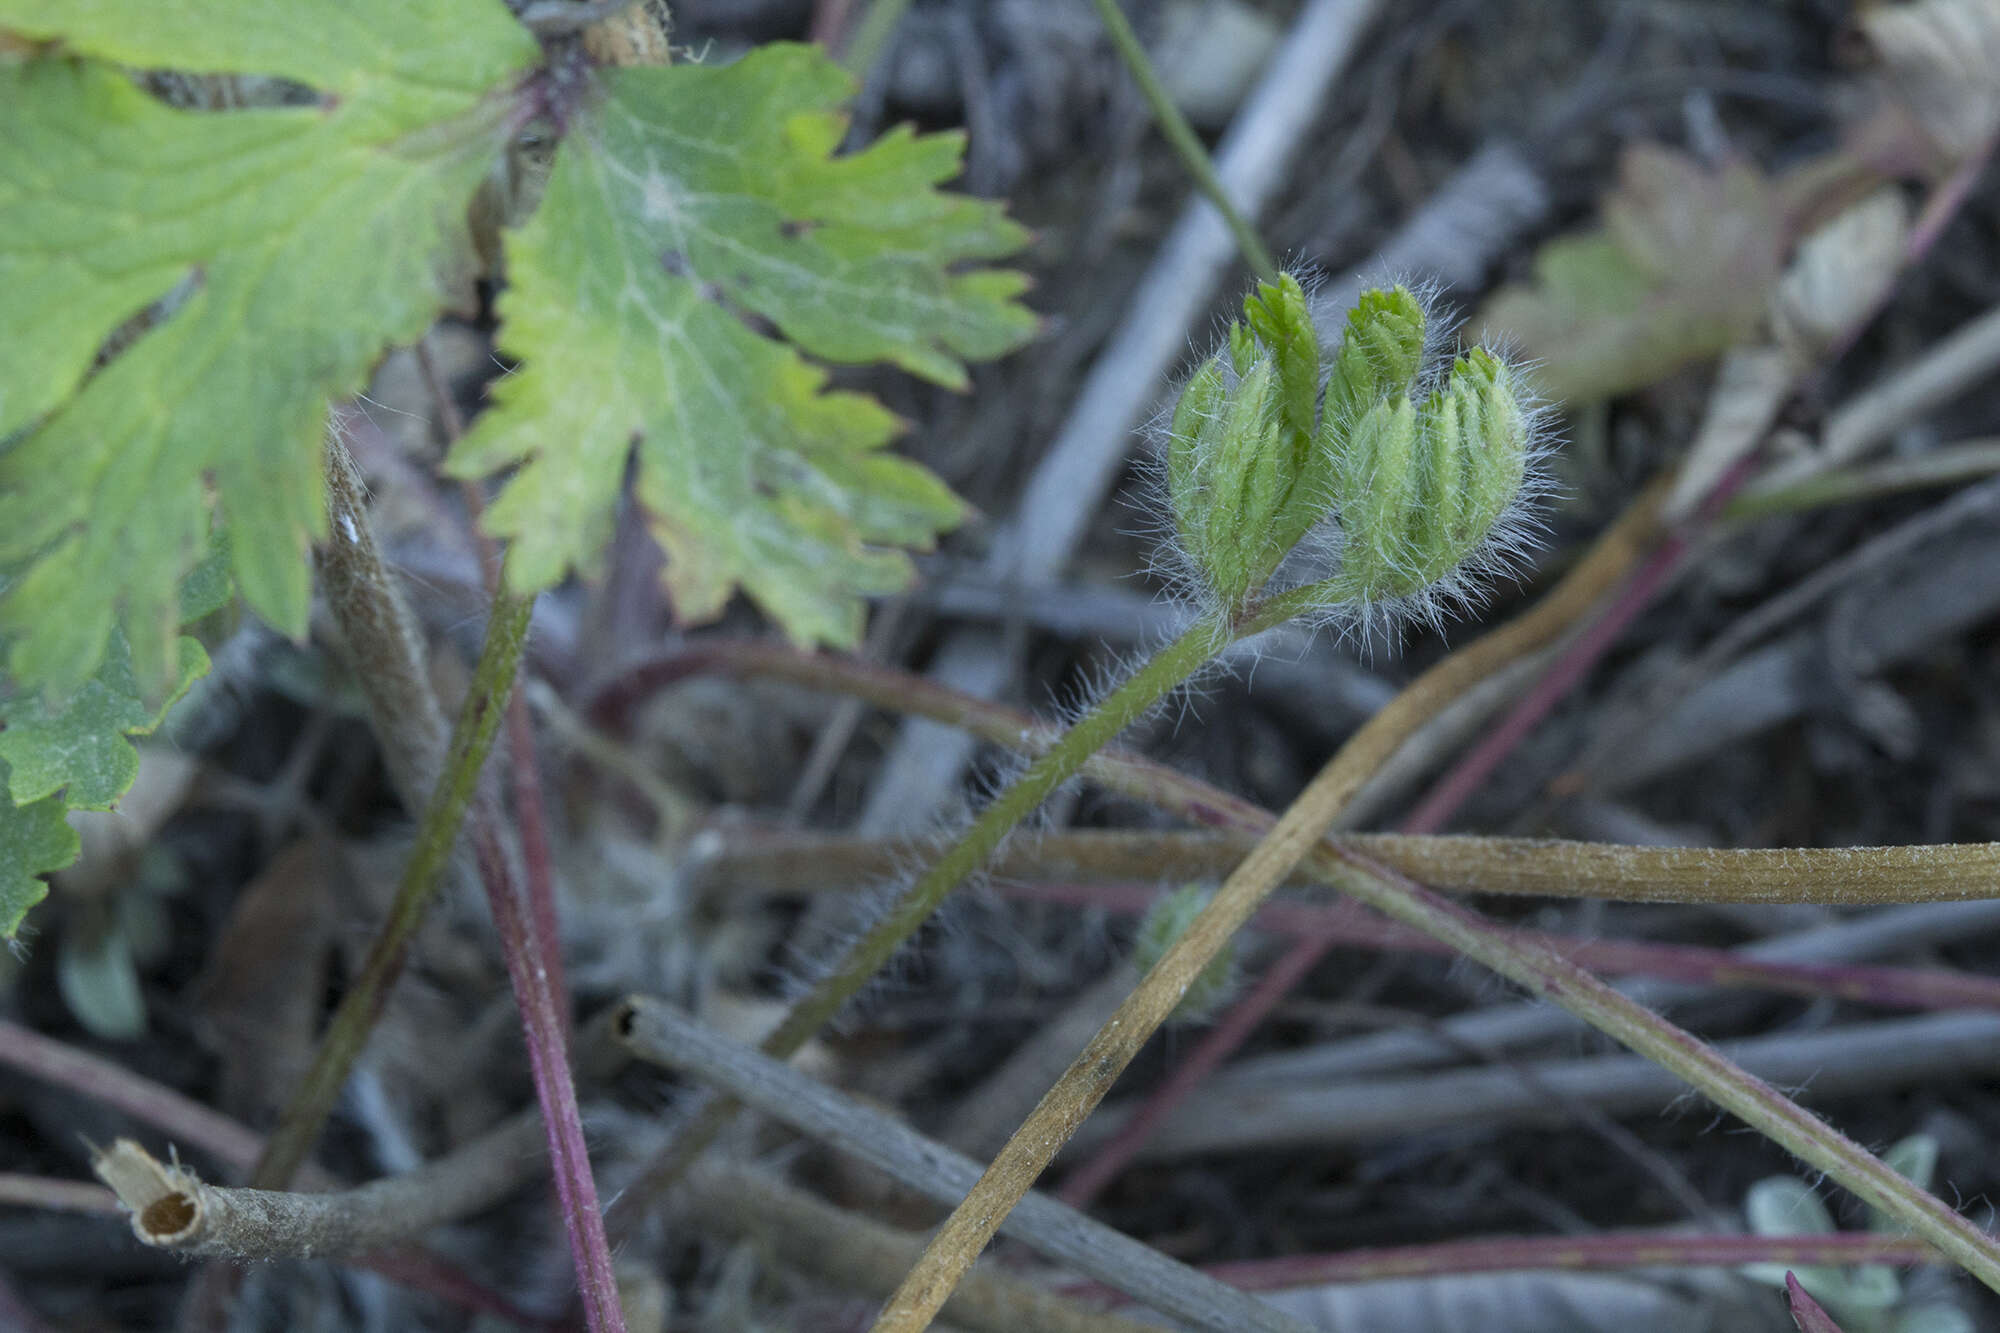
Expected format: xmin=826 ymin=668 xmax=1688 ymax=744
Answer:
xmin=613 ymin=996 xmax=1315 ymax=1333
xmin=697 ymin=826 xmax=2000 ymax=906
xmin=682 ymin=1161 xmax=1159 ymax=1333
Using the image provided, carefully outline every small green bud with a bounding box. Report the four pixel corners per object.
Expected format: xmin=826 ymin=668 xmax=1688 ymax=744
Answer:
xmin=1132 ymin=884 xmax=1235 ymax=1023
xmin=1164 ymin=275 xmax=1328 ymax=609
xmin=1329 ymin=345 xmax=1530 ymax=604
xmin=1192 ymin=358 xmax=1288 ymax=603
xmin=1431 ymin=349 xmax=1528 ymax=556
xmin=1327 ymin=393 xmax=1428 ymax=599
xmin=1241 ymin=274 xmax=1320 ymax=445
xmin=1162 ymin=277 xmax=1534 ymax=620
xmin=1167 ymin=352 xmax=1228 ymax=549
xmin=1323 ymin=285 xmax=1428 ymax=430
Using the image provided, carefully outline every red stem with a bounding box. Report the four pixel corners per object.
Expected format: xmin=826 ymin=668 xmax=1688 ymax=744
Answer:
xmin=1786 ymin=1272 xmax=1846 ymax=1332
xmin=471 ymin=822 xmax=624 ymax=1332
xmin=424 ymin=338 xmax=606 ymax=1325
xmin=509 ymin=688 xmax=571 ymax=1045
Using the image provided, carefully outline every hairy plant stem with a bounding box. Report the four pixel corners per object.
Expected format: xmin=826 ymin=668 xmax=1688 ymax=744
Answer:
xmin=253 ymin=589 xmax=534 ymax=1189
xmin=1089 ymin=0 xmax=1279 ymax=283
xmin=874 ymin=663 xmax=1401 ymax=1329
xmin=318 ymin=436 xmax=450 ymax=807
xmin=613 ymin=592 xmax=1315 ymax=1217
xmin=870 ymin=480 xmax=1999 ymax=1326
xmin=414 ymin=340 xmax=622 ymax=1332
xmin=753 ymin=610 xmax=1223 ymax=1050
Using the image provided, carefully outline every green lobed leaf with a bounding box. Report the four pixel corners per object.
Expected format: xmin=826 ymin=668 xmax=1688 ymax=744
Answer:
xmin=0 ymin=633 xmax=207 ymax=940
xmin=0 ymin=777 xmax=74 ymax=940
xmin=1476 ymin=144 xmax=1784 ymax=404
xmin=448 ymin=43 xmax=1037 ymax=649
xmin=0 ymin=634 xmax=209 ymax=812
xmin=0 ymin=543 xmax=223 ymax=938
xmin=0 ymin=1 xmax=536 ymax=99
xmin=0 ymin=1 xmax=540 ymax=694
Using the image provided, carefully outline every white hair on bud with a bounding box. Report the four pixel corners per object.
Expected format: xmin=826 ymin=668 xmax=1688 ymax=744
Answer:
xmin=1130 ymin=263 xmax=1559 ymax=658
xmin=1322 ymin=342 xmax=1562 ymax=648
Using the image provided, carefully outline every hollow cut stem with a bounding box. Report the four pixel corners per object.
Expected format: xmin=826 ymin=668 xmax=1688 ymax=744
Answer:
xmin=96 ymin=1113 xmax=545 ymax=1261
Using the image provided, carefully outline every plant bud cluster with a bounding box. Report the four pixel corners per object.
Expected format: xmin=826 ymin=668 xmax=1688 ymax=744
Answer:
xmin=1161 ymin=275 xmax=1543 ymax=628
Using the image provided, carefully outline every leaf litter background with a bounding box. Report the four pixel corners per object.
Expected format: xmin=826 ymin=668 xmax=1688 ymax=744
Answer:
xmin=9 ymin=0 xmax=2000 ymax=1329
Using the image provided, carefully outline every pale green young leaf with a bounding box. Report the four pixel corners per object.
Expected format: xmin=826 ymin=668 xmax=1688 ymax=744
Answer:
xmin=0 ymin=1 xmax=539 ymax=694
xmin=0 ymin=779 xmax=73 ymax=939
xmin=0 ymin=631 xmax=207 ymax=940
xmin=449 ymin=43 xmax=1037 ymax=649
xmin=0 ymin=635 xmax=209 ymax=813
xmin=1476 ymin=144 xmax=1784 ymax=404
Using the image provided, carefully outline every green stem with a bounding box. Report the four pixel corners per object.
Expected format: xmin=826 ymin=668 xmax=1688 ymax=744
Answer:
xmin=694 ymin=626 xmax=2000 ymax=1305
xmin=252 ymin=591 xmax=535 ymax=1190
xmin=613 ymin=602 xmax=1314 ymax=1217
xmin=762 ymin=615 xmax=1228 ymax=1057
xmin=839 ymin=0 xmax=916 ymax=80
xmin=1090 ymin=0 xmax=1280 ymax=283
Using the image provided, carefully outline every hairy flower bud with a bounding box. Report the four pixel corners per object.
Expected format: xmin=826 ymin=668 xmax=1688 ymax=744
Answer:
xmin=1330 ymin=346 xmax=1530 ymax=603
xmin=1322 ymin=285 xmax=1428 ymax=429
xmin=1161 ymin=275 xmax=1537 ymax=624
xmin=1241 ymin=273 xmax=1321 ymax=446
xmin=1165 ymin=273 xmax=1328 ymax=608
